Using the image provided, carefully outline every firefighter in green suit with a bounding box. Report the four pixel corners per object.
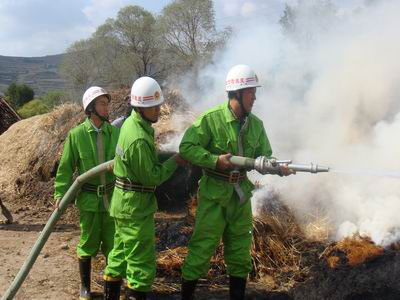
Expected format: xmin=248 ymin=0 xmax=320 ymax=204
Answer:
xmin=103 ymin=77 xmax=186 ymax=300
xmin=179 ymin=65 xmax=294 ymax=300
xmin=54 ymin=86 xmax=120 ymax=300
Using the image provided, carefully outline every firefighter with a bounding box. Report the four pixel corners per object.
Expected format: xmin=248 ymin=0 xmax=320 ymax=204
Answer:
xmin=179 ymin=64 xmax=293 ymax=299
xmin=103 ymin=76 xmax=186 ymax=300
xmin=54 ymin=86 xmax=119 ymax=300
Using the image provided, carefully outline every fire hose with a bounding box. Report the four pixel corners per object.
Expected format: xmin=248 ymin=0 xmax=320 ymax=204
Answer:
xmin=1 ymin=161 xmax=114 ymax=300
xmin=1 ymin=155 xmax=328 ymax=299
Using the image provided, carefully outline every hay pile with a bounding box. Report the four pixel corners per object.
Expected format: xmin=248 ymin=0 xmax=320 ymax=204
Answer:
xmin=0 ymin=103 xmax=84 ymax=212
xmin=108 ymin=88 xmax=131 ymax=121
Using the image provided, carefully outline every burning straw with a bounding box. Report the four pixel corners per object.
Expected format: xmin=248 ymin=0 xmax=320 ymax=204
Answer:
xmin=321 ymin=235 xmax=385 ymax=268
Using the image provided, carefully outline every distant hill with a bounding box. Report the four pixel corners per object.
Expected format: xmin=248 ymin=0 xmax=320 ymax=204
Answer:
xmin=0 ymin=54 xmax=69 ymax=97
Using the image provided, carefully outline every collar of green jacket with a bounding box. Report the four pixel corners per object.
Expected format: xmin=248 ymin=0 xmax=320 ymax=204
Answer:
xmin=223 ymin=100 xmax=254 ymax=123
xmin=83 ymin=118 xmax=113 ymax=135
xmin=224 ymin=100 xmax=238 ymax=123
xmin=131 ymin=110 xmax=154 ymax=137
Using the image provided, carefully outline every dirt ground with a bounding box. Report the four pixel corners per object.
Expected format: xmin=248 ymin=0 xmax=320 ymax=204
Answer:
xmin=0 ymin=199 xmax=289 ymax=300
xmin=0 ymin=207 xmax=80 ymax=299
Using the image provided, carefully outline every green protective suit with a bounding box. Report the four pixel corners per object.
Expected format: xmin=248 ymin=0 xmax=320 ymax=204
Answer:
xmin=104 ymin=111 xmax=177 ymax=292
xmin=54 ymin=118 xmax=120 ymax=258
xmin=179 ymin=101 xmax=273 ymax=280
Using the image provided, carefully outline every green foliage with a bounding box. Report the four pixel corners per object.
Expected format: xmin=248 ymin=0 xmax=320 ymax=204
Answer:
xmin=60 ymin=1 xmax=230 ymax=90
xmin=40 ymin=90 xmax=66 ymax=108
xmin=5 ymin=82 xmax=35 ymax=108
xmin=60 ymin=39 xmax=103 ymax=91
xmin=160 ymin=0 xmax=217 ymax=66
xmin=95 ymin=5 xmax=163 ymax=84
xmin=17 ymin=99 xmax=49 ymax=118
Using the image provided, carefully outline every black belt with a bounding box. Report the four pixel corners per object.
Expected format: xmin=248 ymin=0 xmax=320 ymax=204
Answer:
xmin=204 ymin=169 xmax=246 ymax=184
xmin=115 ymin=177 xmax=156 ymax=193
xmin=81 ymin=182 xmax=115 ymax=197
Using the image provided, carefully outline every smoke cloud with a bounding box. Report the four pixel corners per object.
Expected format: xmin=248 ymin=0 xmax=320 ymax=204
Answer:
xmin=169 ymin=0 xmax=400 ymax=246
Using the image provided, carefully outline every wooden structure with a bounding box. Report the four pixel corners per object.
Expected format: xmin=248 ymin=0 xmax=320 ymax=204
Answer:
xmin=0 ymin=96 xmax=21 ymax=135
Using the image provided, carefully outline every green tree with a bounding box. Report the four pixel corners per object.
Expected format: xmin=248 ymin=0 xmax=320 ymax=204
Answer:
xmin=17 ymin=99 xmax=49 ymax=118
xmin=61 ymin=2 xmax=231 ymax=89
xmin=40 ymin=90 xmax=66 ymax=109
xmin=159 ymin=0 xmax=230 ymax=73
xmin=60 ymin=38 xmax=106 ymax=91
xmin=94 ymin=6 xmax=164 ymax=84
xmin=5 ymin=82 xmax=35 ymax=108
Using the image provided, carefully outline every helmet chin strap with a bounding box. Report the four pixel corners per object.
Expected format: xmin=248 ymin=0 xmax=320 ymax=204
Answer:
xmin=93 ymin=109 xmax=109 ymax=123
xmin=237 ymin=90 xmax=248 ymax=121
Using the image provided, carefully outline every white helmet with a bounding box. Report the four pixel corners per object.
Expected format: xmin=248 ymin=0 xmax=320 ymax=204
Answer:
xmin=130 ymin=77 xmax=164 ymax=107
xmin=82 ymin=86 xmax=110 ymax=111
xmin=225 ymin=64 xmax=261 ymax=92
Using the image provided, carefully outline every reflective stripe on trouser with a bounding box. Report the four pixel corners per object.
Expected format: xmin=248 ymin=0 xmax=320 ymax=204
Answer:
xmin=105 ymin=215 xmax=155 ymax=292
xmin=182 ymin=192 xmax=253 ymax=280
xmin=77 ymin=210 xmax=115 ymax=258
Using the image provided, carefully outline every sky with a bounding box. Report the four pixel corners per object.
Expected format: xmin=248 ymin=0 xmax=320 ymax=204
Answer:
xmin=0 ymin=0 xmax=362 ymax=57
xmin=0 ymin=0 xmax=172 ymax=57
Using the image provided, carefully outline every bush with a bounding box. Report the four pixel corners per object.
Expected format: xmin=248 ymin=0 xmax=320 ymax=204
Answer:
xmin=17 ymin=99 xmax=49 ymax=118
xmin=5 ymin=82 xmax=34 ymax=108
xmin=40 ymin=90 xmax=66 ymax=109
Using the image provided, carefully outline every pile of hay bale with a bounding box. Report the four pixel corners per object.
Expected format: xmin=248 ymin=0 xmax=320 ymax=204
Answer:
xmin=0 ymin=103 xmax=84 ymax=211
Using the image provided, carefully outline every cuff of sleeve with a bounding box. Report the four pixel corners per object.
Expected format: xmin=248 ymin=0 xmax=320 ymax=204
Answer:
xmin=208 ymin=154 xmax=219 ymax=170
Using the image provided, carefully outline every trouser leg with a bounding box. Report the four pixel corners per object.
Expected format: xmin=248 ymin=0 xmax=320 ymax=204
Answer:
xmin=223 ymin=195 xmax=253 ymax=278
xmin=181 ymin=197 xmax=226 ymax=281
xmin=105 ymin=219 xmax=127 ymax=278
xmin=77 ymin=210 xmax=101 ymax=257
xmin=117 ymin=215 xmax=156 ymax=292
xmin=101 ymin=211 xmax=116 ymax=258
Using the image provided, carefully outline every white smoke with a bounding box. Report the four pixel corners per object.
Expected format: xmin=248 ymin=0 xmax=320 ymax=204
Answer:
xmin=169 ymin=0 xmax=400 ymax=246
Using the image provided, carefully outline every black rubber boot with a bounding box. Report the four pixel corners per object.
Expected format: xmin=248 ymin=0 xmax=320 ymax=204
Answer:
xmin=181 ymin=278 xmax=198 ymax=300
xmin=125 ymin=287 xmax=147 ymax=300
xmin=79 ymin=257 xmax=92 ymax=300
xmin=104 ymin=279 xmax=122 ymax=300
xmin=229 ymin=276 xmax=247 ymax=300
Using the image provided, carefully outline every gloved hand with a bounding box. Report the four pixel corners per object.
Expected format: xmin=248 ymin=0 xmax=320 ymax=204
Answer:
xmin=217 ymin=153 xmax=234 ymax=171
xmin=278 ymin=164 xmax=296 ymax=176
